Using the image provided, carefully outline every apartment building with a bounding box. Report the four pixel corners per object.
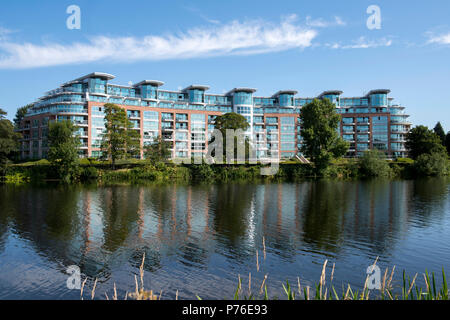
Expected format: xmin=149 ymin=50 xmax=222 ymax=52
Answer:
xmin=17 ymin=72 xmax=411 ymax=160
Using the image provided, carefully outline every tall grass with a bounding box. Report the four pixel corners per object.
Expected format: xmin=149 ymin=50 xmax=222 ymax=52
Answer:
xmin=79 ymin=251 xmax=449 ymax=300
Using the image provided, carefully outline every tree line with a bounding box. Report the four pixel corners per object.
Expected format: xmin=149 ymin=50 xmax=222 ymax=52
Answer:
xmin=2 ymin=100 xmax=450 ymax=182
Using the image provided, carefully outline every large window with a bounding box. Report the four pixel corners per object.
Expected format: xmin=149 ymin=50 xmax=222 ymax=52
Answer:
xmin=371 ymin=94 xmax=387 ymax=106
xmin=189 ymin=89 xmax=204 ymax=103
xmin=279 ymin=94 xmax=294 ymax=107
xmin=233 ymin=92 xmax=253 ymax=105
xmin=141 ymin=85 xmax=157 ymax=99
xmin=191 ymin=114 xmax=205 ymax=123
xmin=89 ymin=78 xmax=106 ymax=94
xmin=143 ymin=111 xmax=158 ymax=120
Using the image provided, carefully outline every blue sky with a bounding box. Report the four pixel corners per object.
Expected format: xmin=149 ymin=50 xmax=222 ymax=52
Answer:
xmin=0 ymin=0 xmax=449 ymax=130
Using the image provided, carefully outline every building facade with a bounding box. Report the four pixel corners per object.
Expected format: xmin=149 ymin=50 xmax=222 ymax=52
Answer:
xmin=17 ymin=72 xmax=411 ymax=160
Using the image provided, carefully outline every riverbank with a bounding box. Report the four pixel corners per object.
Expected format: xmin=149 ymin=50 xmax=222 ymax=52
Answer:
xmin=3 ymin=156 xmax=448 ymax=185
xmin=1 ymin=157 xmax=428 ymax=185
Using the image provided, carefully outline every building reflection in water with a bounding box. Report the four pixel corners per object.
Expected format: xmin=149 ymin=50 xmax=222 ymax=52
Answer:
xmin=0 ymin=178 xmax=449 ymax=299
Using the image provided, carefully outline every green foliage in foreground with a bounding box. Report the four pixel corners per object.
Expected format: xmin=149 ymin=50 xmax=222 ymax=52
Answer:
xmin=86 ymin=255 xmax=449 ymax=301
xmin=3 ymin=156 xmax=449 ymax=184
xmin=446 ymin=131 xmax=450 ymax=155
xmin=101 ymin=103 xmax=141 ymax=169
xmin=358 ymin=150 xmax=393 ymax=178
xmin=0 ymin=108 xmax=21 ymax=174
xmin=414 ymin=152 xmax=449 ymax=176
xmin=406 ymin=125 xmax=446 ymax=160
xmin=300 ymin=99 xmax=349 ymax=175
xmin=144 ymin=135 xmax=171 ymax=164
xmin=203 ymin=267 xmax=449 ymax=301
xmin=47 ymin=120 xmax=80 ymax=183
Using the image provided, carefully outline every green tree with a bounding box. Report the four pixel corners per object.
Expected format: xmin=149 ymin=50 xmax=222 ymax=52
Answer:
xmin=47 ymin=120 xmax=80 ymax=182
xmin=300 ymin=99 xmax=349 ymax=174
xmin=446 ymin=131 xmax=450 ymax=155
xmin=358 ymin=150 xmax=392 ymax=178
xmin=414 ymin=152 xmax=449 ymax=176
xmin=433 ymin=122 xmax=446 ymax=145
xmin=406 ymin=125 xmax=446 ymax=160
xmin=0 ymin=108 xmax=21 ymax=175
xmin=214 ymin=112 xmax=250 ymax=132
xmin=100 ymin=103 xmax=141 ymax=169
xmin=212 ymin=112 xmax=251 ymax=163
xmin=144 ymin=135 xmax=172 ymax=163
xmin=13 ymin=104 xmax=33 ymax=129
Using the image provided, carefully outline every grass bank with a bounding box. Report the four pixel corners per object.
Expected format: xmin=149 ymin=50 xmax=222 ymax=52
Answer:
xmin=2 ymin=156 xmax=448 ymax=185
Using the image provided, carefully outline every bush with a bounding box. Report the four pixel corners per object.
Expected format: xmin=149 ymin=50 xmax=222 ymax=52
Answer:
xmin=190 ymin=164 xmax=215 ymax=182
xmin=323 ymin=160 xmax=359 ymax=179
xmin=80 ymin=166 xmax=99 ymax=181
xmin=4 ymin=172 xmax=30 ymax=184
xmin=414 ymin=152 xmax=449 ymax=176
xmin=358 ymin=150 xmax=392 ymax=178
xmin=395 ymin=158 xmax=414 ymax=164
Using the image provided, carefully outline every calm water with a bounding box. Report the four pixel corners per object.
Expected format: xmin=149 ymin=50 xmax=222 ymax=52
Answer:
xmin=0 ymin=179 xmax=449 ymax=300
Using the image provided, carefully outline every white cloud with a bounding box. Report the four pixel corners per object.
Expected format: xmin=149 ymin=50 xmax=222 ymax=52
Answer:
xmin=305 ymin=16 xmax=346 ymax=28
xmin=427 ymin=33 xmax=450 ymax=45
xmin=183 ymin=6 xmax=221 ymax=25
xmin=0 ymin=15 xmax=317 ymax=69
xmin=327 ymin=36 xmax=393 ymax=49
xmin=0 ymin=27 xmax=14 ymax=40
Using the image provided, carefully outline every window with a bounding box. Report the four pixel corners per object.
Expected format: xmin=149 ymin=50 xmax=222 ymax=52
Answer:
xmin=237 ymin=106 xmax=251 ymax=114
xmin=191 ymin=114 xmax=205 ymax=123
xmin=233 ymin=92 xmax=253 ymax=105
xmin=143 ymin=111 xmax=158 ymax=120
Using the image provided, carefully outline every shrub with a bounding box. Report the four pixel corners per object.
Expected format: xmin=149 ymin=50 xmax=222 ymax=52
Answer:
xmin=395 ymin=158 xmax=414 ymax=164
xmin=358 ymin=150 xmax=392 ymax=178
xmin=4 ymin=172 xmax=30 ymax=184
xmin=414 ymin=152 xmax=449 ymax=176
xmin=80 ymin=166 xmax=99 ymax=181
xmin=190 ymin=164 xmax=215 ymax=182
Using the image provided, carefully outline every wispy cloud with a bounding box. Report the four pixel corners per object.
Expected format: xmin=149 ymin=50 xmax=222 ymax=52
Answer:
xmin=327 ymin=36 xmax=393 ymax=49
xmin=305 ymin=16 xmax=346 ymax=28
xmin=426 ymin=32 xmax=450 ymax=45
xmin=184 ymin=6 xmax=221 ymax=24
xmin=0 ymin=27 xmax=14 ymax=40
xmin=0 ymin=15 xmax=317 ymax=69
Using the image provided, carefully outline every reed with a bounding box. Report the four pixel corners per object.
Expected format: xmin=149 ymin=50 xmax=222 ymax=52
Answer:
xmin=85 ymin=253 xmax=449 ymax=301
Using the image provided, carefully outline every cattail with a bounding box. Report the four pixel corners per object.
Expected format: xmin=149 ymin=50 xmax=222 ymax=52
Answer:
xmin=91 ymin=278 xmax=98 ymax=300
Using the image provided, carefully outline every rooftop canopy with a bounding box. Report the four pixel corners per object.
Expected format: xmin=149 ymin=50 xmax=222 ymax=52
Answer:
xmin=73 ymin=72 xmax=115 ymax=82
xmin=366 ymin=89 xmax=391 ymax=96
xmin=272 ymin=90 xmax=298 ymax=97
xmin=226 ymin=87 xmax=257 ymax=95
xmin=318 ymin=90 xmax=343 ymax=98
xmin=182 ymin=85 xmax=210 ymax=92
xmin=133 ymin=80 xmax=165 ymax=87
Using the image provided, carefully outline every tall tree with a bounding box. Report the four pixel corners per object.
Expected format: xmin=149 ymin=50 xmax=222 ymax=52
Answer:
xmin=144 ymin=135 xmax=172 ymax=163
xmin=433 ymin=122 xmax=446 ymax=145
xmin=0 ymin=108 xmax=21 ymax=175
xmin=214 ymin=112 xmax=250 ymax=132
xmin=211 ymin=112 xmax=250 ymax=163
xmin=300 ymin=99 xmax=349 ymax=174
xmin=47 ymin=120 xmax=80 ymax=182
xmin=446 ymin=131 xmax=450 ymax=155
xmin=14 ymin=104 xmax=33 ymax=129
xmin=100 ymin=104 xmax=141 ymax=169
xmin=406 ymin=125 xmax=446 ymax=160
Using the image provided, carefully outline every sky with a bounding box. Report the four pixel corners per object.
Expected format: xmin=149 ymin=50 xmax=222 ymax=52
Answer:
xmin=0 ymin=0 xmax=449 ymax=130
